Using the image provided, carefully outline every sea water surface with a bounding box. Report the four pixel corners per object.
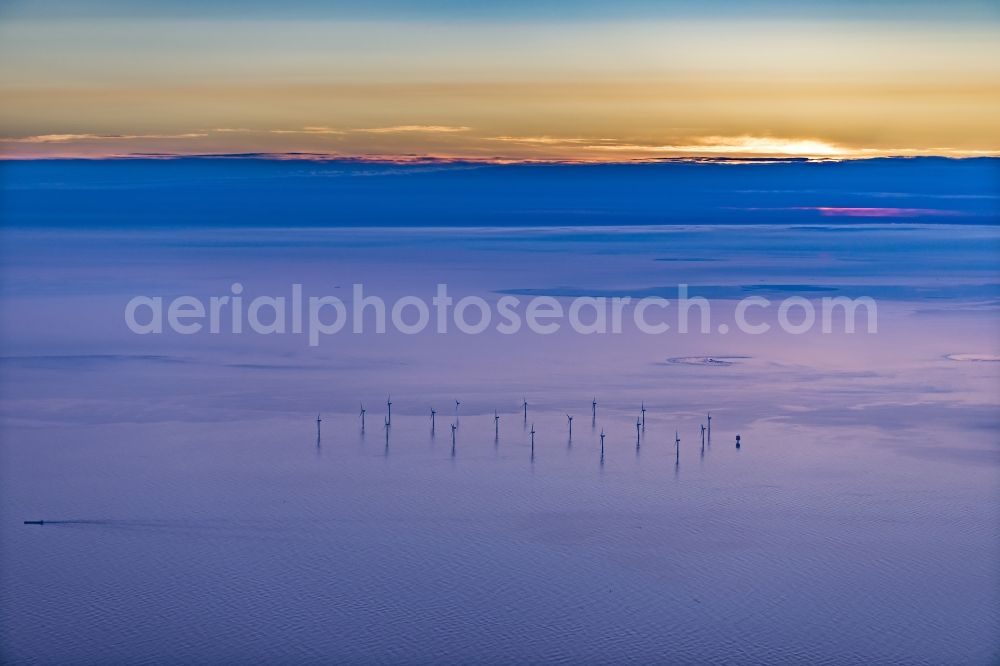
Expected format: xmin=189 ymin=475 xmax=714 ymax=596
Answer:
xmin=1 ymin=224 xmax=998 ymax=664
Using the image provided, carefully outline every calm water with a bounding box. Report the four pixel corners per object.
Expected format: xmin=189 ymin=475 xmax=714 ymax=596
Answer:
xmin=1 ymin=225 xmax=998 ymax=664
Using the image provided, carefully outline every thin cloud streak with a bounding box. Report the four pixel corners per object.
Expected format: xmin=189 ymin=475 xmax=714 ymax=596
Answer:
xmin=3 ymin=133 xmax=208 ymax=144
xmin=269 ymin=126 xmax=346 ymax=135
xmin=488 ymin=135 xmax=615 ymax=146
xmin=355 ymin=125 xmax=471 ymax=134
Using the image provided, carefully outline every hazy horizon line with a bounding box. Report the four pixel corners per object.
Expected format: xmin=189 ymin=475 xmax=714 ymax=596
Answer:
xmin=3 ymin=152 xmax=998 ymax=165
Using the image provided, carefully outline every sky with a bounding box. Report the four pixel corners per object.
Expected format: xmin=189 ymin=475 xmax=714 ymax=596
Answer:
xmin=1 ymin=0 xmax=998 ymax=160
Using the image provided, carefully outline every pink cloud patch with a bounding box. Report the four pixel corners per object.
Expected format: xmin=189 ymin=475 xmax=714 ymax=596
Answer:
xmin=807 ymin=207 xmax=965 ymax=218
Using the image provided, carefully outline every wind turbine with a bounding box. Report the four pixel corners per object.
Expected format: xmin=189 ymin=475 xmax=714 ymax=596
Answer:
xmin=494 ymin=409 xmax=500 ymax=438
xmin=566 ymin=414 xmax=573 ymax=439
xmin=707 ymin=412 xmax=712 ymax=444
xmin=387 ymin=395 xmax=392 ymax=426
xmin=530 ymin=423 xmax=536 ymax=458
xmin=700 ymin=423 xmax=706 ymax=455
xmin=592 ymin=397 xmax=597 ymax=424
xmin=675 ymin=430 xmax=681 ymax=465
xmin=316 ymin=413 xmax=322 ymax=442
xmin=455 ymin=399 xmax=461 ymax=423
xmin=522 ymin=397 xmax=528 ymax=423
xmin=636 ymin=417 xmax=641 ymax=449
xmin=451 ymin=422 xmax=457 ymax=450
xmin=431 ymin=407 xmax=436 ymax=433
xmin=600 ymin=428 xmax=606 ymax=461
xmin=641 ymin=402 xmax=646 ymax=430
xmin=359 ymin=403 xmax=366 ymax=433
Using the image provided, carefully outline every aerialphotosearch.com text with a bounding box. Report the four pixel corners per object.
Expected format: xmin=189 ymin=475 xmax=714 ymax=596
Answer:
xmin=124 ymin=283 xmax=878 ymax=346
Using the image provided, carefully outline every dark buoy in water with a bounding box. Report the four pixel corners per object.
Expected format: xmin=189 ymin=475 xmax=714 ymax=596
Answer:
xmin=736 ymin=434 xmax=741 ymax=449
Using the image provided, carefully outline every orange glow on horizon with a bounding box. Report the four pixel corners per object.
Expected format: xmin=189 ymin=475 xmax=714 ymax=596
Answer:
xmin=2 ymin=129 xmax=996 ymax=162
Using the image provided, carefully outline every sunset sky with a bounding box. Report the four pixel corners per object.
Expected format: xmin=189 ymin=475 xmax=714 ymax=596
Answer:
xmin=1 ymin=0 xmax=998 ymax=160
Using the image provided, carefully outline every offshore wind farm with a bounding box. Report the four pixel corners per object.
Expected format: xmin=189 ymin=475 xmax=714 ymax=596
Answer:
xmin=329 ymin=394 xmax=725 ymax=463
xmin=348 ymin=398 xmax=740 ymax=463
